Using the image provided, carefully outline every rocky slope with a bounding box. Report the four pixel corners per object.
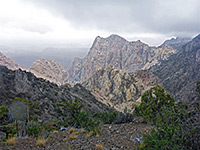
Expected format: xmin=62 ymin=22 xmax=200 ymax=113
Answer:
xmin=82 ymin=66 xmax=159 ymax=112
xmin=29 ymin=59 xmax=68 ymax=85
xmin=0 ymin=51 xmax=23 ymax=70
xmin=162 ymin=37 xmax=191 ymax=50
xmin=0 ymin=65 xmax=112 ymax=123
xmin=68 ymin=34 xmax=177 ymax=85
xmin=151 ymin=34 xmax=200 ymax=103
xmin=0 ymin=119 xmax=150 ymax=150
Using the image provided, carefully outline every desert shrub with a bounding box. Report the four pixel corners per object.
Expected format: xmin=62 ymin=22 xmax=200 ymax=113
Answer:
xmin=27 ymin=121 xmax=40 ymax=137
xmin=0 ymin=105 xmax=9 ymax=125
xmin=1 ymin=124 xmax=17 ymax=139
xmin=75 ymin=111 xmax=101 ymax=132
xmin=36 ymin=137 xmax=46 ymax=146
xmin=135 ymin=85 xmax=200 ymax=150
xmin=95 ymin=144 xmax=104 ymax=150
xmin=93 ymin=111 xmax=118 ymax=124
xmin=6 ymin=137 xmax=16 ymax=145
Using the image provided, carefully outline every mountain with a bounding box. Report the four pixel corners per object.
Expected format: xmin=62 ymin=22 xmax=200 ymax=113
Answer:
xmin=0 ymin=65 xmax=112 ymax=122
xmin=82 ymin=66 xmax=159 ymax=112
xmin=69 ymin=34 xmax=177 ymax=85
xmin=162 ymin=37 xmax=191 ymax=50
xmin=29 ymin=59 xmax=68 ymax=85
xmin=151 ymin=34 xmax=200 ymax=103
xmin=0 ymin=51 xmax=23 ymax=70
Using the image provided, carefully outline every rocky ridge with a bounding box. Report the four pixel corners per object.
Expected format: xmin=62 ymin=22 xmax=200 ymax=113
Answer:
xmin=0 ymin=51 xmax=23 ymax=70
xmin=29 ymin=59 xmax=68 ymax=85
xmin=69 ymin=34 xmax=177 ymax=85
xmin=151 ymin=34 xmax=200 ymax=103
xmin=162 ymin=37 xmax=191 ymax=50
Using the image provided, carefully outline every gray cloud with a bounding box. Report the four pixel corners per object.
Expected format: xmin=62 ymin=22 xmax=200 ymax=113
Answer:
xmin=24 ymin=0 xmax=200 ymax=37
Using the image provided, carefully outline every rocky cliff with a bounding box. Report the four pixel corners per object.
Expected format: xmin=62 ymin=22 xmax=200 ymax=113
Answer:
xmin=151 ymin=34 xmax=200 ymax=103
xmin=69 ymin=34 xmax=177 ymax=85
xmin=0 ymin=51 xmax=23 ymax=70
xmin=82 ymin=66 xmax=159 ymax=112
xmin=29 ymin=59 xmax=68 ymax=85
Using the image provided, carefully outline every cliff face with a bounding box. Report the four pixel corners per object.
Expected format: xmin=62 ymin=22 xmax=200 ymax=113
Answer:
xmin=0 ymin=51 xmax=23 ymax=70
xmin=151 ymin=34 xmax=200 ymax=103
xmin=0 ymin=65 xmax=112 ymax=122
xmin=29 ymin=59 xmax=68 ymax=85
xmin=69 ymin=34 xmax=177 ymax=85
xmin=82 ymin=66 xmax=159 ymax=112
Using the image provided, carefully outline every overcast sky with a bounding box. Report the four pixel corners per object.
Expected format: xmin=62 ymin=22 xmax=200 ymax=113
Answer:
xmin=0 ymin=0 xmax=200 ymax=52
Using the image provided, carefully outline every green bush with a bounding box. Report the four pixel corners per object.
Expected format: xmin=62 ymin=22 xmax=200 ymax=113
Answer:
xmin=93 ymin=111 xmax=118 ymax=124
xmin=0 ymin=105 xmax=9 ymax=125
xmin=135 ymin=85 xmax=200 ymax=150
xmin=27 ymin=121 xmax=40 ymax=137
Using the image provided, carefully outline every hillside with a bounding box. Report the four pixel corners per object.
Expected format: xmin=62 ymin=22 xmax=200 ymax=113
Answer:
xmin=0 ymin=65 xmax=112 ymax=123
xmin=151 ymin=34 xmax=200 ymax=103
xmin=82 ymin=66 xmax=158 ymax=112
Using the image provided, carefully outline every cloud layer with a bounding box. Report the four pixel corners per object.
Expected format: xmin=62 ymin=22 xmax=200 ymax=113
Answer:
xmin=0 ymin=0 xmax=200 ymax=50
xmin=25 ymin=0 xmax=200 ymax=37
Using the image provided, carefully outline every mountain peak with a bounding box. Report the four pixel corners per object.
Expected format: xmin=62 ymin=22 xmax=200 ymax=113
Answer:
xmin=0 ymin=51 xmax=23 ymax=70
xmin=106 ymin=34 xmax=126 ymax=41
xmin=193 ymin=34 xmax=200 ymax=41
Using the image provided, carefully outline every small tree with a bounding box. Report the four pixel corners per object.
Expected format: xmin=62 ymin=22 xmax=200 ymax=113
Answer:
xmin=135 ymin=85 xmax=200 ymax=149
xmin=0 ymin=105 xmax=9 ymax=125
xmin=9 ymin=102 xmax=28 ymax=136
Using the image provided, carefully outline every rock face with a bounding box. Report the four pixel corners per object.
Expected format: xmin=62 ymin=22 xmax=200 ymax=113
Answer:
xmin=151 ymin=34 xmax=200 ymax=103
xmin=0 ymin=65 xmax=112 ymax=122
xmin=29 ymin=59 xmax=68 ymax=85
xmin=69 ymin=34 xmax=177 ymax=85
xmin=82 ymin=66 xmax=158 ymax=112
xmin=162 ymin=37 xmax=191 ymax=50
xmin=0 ymin=51 xmax=23 ymax=70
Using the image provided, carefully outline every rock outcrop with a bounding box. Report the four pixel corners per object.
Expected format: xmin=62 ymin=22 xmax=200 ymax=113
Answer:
xmin=69 ymin=34 xmax=177 ymax=85
xmin=82 ymin=66 xmax=159 ymax=112
xmin=151 ymin=34 xmax=200 ymax=103
xmin=0 ymin=51 xmax=23 ymax=70
xmin=29 ymin=59 xmax=68 ymax=85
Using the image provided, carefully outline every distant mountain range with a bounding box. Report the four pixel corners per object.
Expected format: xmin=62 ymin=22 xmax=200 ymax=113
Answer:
xmin=0 ymin=34 xmax=199 ymax=112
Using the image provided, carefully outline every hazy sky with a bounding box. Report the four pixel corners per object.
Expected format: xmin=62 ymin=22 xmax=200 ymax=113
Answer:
xmin=0 ymin=0 xmax=200 ymax=52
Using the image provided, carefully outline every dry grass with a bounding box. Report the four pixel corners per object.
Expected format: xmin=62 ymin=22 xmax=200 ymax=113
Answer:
xmin=69 ymin=134 xmax=78 ymax=140
xmin=6 ymin=138 xmax=16 ymax=145
xmin=96 ymin=134 xmax=100 ymax=138
xmin=36 ymin=138 xmax=47 ymax=146
xmin=81 ymin=129 xmax=86 ymax=133
xmin=73 ymin=131 xmax=80 ymax=135
xmin=63 ymin=138 xmax=68 ymax=142
xmin=85 ymin=131 xmax=94 ymax=138
xmin=95 ymin=144 xmax=104 ymax=150
xmin=53 ymin=130 xmax=58 ymax=133
xmin=68 ymin=127 xmax=75 ymax=133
